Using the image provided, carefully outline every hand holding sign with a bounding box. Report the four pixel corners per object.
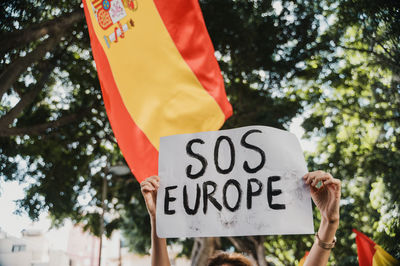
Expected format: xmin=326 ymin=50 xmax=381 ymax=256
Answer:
xmin=304 ymin=172 xmax=341 ymax=223
xmin=141 ymin=175 xmax=160 ymax=218
xmin=156 ymin=126 xmax=315 ymax=238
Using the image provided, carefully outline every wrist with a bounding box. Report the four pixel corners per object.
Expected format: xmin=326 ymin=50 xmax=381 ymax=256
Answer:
xmin=315 ymin=232 xmax=336 ymax=250
xmin=321 ymin=216 xmax=339 ymax=227
xmin=318 ymin=218 xmax=338 ymax=243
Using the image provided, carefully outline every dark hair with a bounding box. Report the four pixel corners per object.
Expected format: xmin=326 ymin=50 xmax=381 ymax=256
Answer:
xmin=207 ymin=252 xmax=253 ymax=266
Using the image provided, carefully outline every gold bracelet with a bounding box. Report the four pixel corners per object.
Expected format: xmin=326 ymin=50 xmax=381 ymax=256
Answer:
xmin=315 ymin=232 xmax=336 ymax=249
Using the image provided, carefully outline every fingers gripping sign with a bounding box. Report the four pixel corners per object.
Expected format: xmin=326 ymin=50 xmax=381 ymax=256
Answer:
xmin=141 ymin=175 xmax=160 ymax=218
xmin=303 ymin=171 xmax=341 ymax=223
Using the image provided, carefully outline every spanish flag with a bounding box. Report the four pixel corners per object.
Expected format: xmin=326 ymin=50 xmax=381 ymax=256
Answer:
xmin=298 ymin=251 xmax=309 ymax=266
xmin=82 ymin=0 xmax=232 ymax=182
xmin=353 ymin=229 xmax=399 ymax=266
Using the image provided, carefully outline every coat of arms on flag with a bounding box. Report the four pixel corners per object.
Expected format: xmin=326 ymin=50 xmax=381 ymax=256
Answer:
xmin=90 ymin=0 xmax=138 ymax=47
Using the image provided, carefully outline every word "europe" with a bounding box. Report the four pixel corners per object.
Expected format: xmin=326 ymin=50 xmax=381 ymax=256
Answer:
xmin=164 ymin=176 xmax=286 ymax=215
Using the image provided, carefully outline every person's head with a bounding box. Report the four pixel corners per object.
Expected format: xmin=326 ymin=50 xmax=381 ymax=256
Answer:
xmin=207 ymin=251 xmax=253 ymax=266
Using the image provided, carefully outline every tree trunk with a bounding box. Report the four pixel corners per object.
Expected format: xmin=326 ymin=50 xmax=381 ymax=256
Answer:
xmin=0 ymin=9 xmax=84 ymax=55
xmin=190 ymin=237 xmax=220 ymax=266
xmin=227 ymin=237 xmax=258 ymax=264
xmin=254 ymin=236 xmax=267 ymax=266
xmin=227 ymin=236 xmax=268 ymax=266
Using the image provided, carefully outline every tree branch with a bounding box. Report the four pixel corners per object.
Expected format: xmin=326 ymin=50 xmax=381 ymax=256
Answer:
xmin=337 ymin=44 xmax=399 ymax=68
xmin=0 ymin=108 xmax=91 ymax=137
xmin=0 ymin=34 xmax=62 ymax=99
xmin=12 ymin=86 xmax=24 ymax=98
xmin=248 ymin=236 xmax=259 ymax=246
xmin=255 ymin=236 xmax=267 ymax=266
xmin=227 ymin=237 xmax=258 ymax=265
xmin=227 ymin=237 xmax=253 ymax=254
xmin=0 ymin=9 xmax=84 ymax=55
xmin=375 ymin=38 xmax=398 ymax=63
xmin=190 ymin=237 xmax=220 ymax=266
xmin=105 ymin=133 xmax=118 ymax=145
xmin=0 ymin=61 xmax=56 ymax=128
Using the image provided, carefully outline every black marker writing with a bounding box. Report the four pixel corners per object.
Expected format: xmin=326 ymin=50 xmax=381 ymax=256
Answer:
xmin=183 ymin=184 xmax=201 ymax=215
xmin=241 ymin=129 xmax=266 ymax=173
xmin=247 ymin=178 xmax=263 ymax=209
xmin=267 ymin=176 xmax=286 ymax=210
xmin=203 ymin=181 xmax=222 ymax=213
xmin=222 ymin=179 xmax=242 ymax=212
xmin=164 ymin=186 xmax=178 ymax=215
xmin=214 ymin=136 xmax=235 ymax=174
xmin=186 ymin=138 xmax=207 ymax=179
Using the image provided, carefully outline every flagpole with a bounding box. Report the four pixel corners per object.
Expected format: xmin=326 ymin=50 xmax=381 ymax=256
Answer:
xmin=99 ymin=171 xmax=107 ymax=266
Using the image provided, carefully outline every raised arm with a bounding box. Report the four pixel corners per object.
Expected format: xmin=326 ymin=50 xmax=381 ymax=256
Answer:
xmin=303 ymin=171 xmax=341 ymax=266
xmin=141 ymin=176 xmax=171 ymax=266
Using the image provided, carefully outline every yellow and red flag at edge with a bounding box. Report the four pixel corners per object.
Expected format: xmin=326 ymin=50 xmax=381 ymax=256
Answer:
xmin=82 ymin=0 xmax=233 ymax=182
xmin=353 ymin=229 xmax=399 ymax=266
xmin=298 ymin=251 xmax=309 ymax=266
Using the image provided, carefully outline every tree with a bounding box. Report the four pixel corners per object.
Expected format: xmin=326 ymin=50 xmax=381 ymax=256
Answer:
xmin=3 ymin=0 xmax=399 ymax=265
xmin=0 ymin=0 xmax=119 ymax=232
xmin=298 ymin=0 xmax=400 ymax=262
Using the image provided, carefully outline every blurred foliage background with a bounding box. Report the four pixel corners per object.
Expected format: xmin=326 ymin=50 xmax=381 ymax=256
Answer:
xmin=0 ymin=0 xmax=399 ymax=265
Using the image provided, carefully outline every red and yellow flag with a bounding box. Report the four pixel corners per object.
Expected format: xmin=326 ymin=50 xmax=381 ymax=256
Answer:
xmin=298 ymin=251 xmax=309 ymax=266
xmin=82 ymin=0 xmax=232 ymax=182
xmin=353 ymin=229 xmax=399 ymax=266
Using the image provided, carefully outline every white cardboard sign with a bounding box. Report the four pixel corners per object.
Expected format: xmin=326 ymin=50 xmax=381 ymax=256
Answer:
xmin=156 ymin=126 xmax=314 ymax=238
